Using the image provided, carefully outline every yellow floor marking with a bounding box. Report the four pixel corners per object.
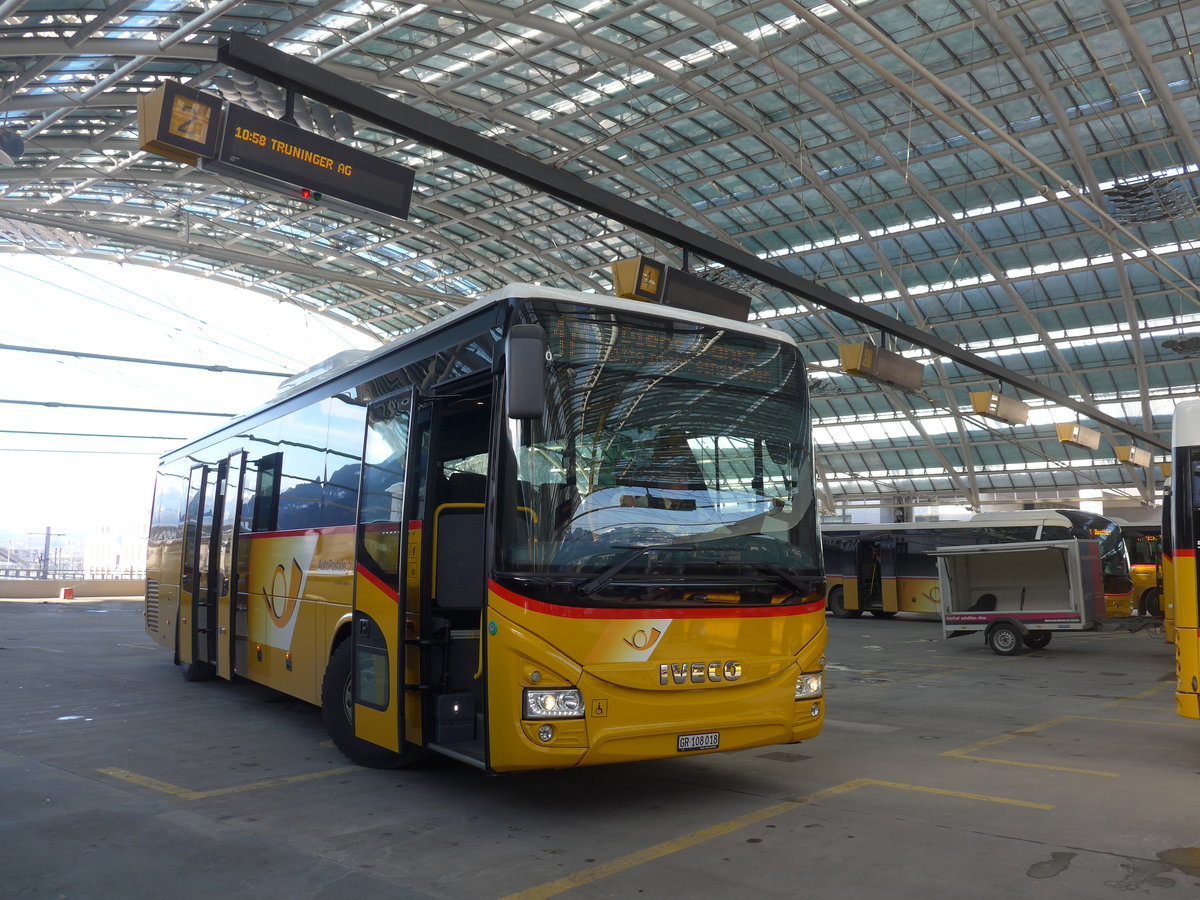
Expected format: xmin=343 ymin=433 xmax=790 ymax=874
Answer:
xmin=942 ymin=712 xmax=1195 ymax=777
xmin=500 ymin=778 xmax=1050 ymax=900
xmin=97 ymin=765 xmax=356 ymax=800
xmin=1106 ymin=682 xmax=1172 ymax=707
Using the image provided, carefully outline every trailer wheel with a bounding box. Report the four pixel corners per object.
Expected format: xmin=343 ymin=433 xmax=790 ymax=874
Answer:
xmin=987 ymin=623 xmax=1022 ymax=656
xmin=827 ymin=586 xmax=862 ymax=618
xmin=1023 ymin=632 xmax=1052 ymax=650
xmin=321 ymin=640 xmax=427 ymax=769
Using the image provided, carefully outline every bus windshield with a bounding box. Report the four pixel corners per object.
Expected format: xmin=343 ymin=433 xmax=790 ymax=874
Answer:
xmin=1064 ymin=511 xmax=1131 ymax=581
xmin=496 ymin=301 xmax=822 ymax=606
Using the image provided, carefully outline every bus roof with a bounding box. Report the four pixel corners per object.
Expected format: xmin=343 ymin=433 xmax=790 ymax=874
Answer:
xmin=1172 ymin=398 xmax=1200 ymax=447
xmin=272 ymin=284 xmax=793 ymax=403
xmin=161 ymin=283 xmax=796 ymax=463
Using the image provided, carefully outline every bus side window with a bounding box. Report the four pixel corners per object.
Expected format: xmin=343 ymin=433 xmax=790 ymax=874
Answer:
xmin=250 ymin=453 xmax=282 ymax=532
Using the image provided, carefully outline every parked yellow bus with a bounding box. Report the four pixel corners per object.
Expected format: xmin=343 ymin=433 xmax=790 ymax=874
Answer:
xmin=823 ymin=509 xmax=1135 ymax=620
xmin=1168 ymin=399 xmax=1200 ymax=719
xmin=1119 ymin=523 xmax=1162 ymax=617
xmin=145 ymin=284 xmax=827 ymax=772
xmin=1161 ymin=486 xmax=1176 ymax=642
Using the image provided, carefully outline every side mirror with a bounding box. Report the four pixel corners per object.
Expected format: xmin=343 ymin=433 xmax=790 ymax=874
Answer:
xmin=506 ymin=324 xmax=546 ymax=420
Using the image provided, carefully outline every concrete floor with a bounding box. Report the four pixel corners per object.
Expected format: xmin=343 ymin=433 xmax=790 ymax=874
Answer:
xmin=2 ymin=597 xmax=1197 ymax=899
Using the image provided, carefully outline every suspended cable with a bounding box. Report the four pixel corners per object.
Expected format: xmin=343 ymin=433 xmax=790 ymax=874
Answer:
xmin=0 ymin=399 xmax=234 ymax=417
xmin=0 ymin=429 xmax=185 ymax=440
xmin=0 ymin=343 xmax=293 ymax=377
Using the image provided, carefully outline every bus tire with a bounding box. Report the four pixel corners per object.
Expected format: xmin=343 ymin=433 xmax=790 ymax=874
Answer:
xmin=1141 ymin=588 xmax=1162 ymax=618
xmin=827 ymin=587 xmax=862 ymax=619
xmin=987 ymin=623 xmax=1022 ymax=656
xmin=869 ymin=610 xmax=897 ymax=619
xmin=1023 ymin=632 xmax=1052 ymax=650
xmin=321 ymin=639 xmax=426 ymax=769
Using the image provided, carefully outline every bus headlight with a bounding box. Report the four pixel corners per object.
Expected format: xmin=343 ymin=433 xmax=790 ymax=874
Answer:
xmin=795 ymin=672 xmax=823 ymax=700
xmin=523 ymin=688 xmax=584 ymax=719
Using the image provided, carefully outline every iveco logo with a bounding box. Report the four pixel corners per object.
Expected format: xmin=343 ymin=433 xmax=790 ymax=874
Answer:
xmin=660 ymin=661 xmax=743 ymax=685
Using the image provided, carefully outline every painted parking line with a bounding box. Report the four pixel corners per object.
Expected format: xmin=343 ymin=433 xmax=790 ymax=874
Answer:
xmin=97 ymin=765 xmax=356 ymax=800
xmin=942 ymin=712 xmax=1196 ymax=777
xmin=500 ymin=778 xmax=1052 ymax=900
xmin=1106 ymin=681 xmax=1173 ymax=707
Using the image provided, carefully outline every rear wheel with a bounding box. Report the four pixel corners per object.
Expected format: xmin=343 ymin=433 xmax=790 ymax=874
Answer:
xmin=321 ymin=639 xmax=427 ymax=769
xmin=1141 ymin=588 xmax=1162 ymax=618
xmin=987 ymin=623 xmax=1022 ymax=656
xmin=1023 ymin=632 xmax=1052 ymax=650
xmin=827 ymin=586 xmax=863 ymax=619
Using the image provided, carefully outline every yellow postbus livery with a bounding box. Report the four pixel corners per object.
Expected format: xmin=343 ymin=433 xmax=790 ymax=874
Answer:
xmin=145 ymin=284 xmax=827 ymax=772
xmin=1168 ymin=399 xmax=1200 ymax=718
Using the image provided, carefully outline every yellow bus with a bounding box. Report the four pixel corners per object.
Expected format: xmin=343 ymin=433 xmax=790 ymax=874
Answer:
xmin=823 ymin=509 xmax=1135 ymax=620
xmin=1168 ymin=399 xmax=1200 ymax=719
xmin=145 ymin=284 xmax=827 ymax=772
xmin=1161 ymin=486 xmax=1176 ymax=642
xmin=1119 ymin=523 xmax=1162 ymax=617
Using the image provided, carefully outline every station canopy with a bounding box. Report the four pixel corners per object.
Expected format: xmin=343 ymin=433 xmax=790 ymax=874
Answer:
xmin=2 ymin=0 xmax=1198 ymax=516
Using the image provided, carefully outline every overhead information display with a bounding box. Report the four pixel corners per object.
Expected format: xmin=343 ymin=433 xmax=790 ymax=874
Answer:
xmin=218 ymin=105 xmax=414 ymax=220
xmin=137 ymin=81 xmax=414 ymax=220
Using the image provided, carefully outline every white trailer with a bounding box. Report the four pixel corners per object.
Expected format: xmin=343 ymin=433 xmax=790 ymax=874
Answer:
xmin=933 ymin=539 xmax=1106 ymax=655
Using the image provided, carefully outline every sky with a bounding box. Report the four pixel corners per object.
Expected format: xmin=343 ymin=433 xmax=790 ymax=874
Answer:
xmin=0 ymin=254 xmax=379 ymax=545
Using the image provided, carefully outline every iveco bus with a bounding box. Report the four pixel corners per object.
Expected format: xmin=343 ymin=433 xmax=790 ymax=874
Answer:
xmin=145 ymin=284 xmax=827 ymax=772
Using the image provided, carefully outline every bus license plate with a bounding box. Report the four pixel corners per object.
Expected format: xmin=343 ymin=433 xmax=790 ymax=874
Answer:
xmin=677 ymin=732 xmax=720 ymax=752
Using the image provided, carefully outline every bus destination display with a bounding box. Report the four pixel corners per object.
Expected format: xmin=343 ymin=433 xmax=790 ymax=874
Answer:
xmin=218 ymin=104 xmax=415 ymax=219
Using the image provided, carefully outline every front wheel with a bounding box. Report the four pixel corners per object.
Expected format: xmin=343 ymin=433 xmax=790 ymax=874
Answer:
xmin=988 ymin=623 xmax=1023 ymax=656
xmin=321 ymin=640 xmax=427 ymax=769
xmin=1023 ymin=632 xmax=1052 ymax=650
xmin=827 ymin=586 xmax=863 ymax=619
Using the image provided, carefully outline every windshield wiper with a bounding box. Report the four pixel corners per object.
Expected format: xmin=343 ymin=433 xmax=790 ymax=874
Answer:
xmin=577 ymin=543 xmax=695 ymax=596
xmin=716 ymin=560 xmax=812 ymax=595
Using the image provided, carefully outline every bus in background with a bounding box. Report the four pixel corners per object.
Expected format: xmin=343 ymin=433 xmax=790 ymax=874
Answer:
xmin=823 ymin=509 xmax=1135 ymax=620
xmin=1168 ymin=399 xmax=1200 ymax=719
xmin=1161 ymin=485 xmax=1176 ymax=642
xmin=1119 ymin=522 xmax=1162 ymax=617
xmin=145 ymin=284 xmax=827 ymax=773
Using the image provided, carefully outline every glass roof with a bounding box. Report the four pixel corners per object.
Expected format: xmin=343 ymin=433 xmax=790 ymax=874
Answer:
xmin=2 ymin=0 xmax=1198 ymax=515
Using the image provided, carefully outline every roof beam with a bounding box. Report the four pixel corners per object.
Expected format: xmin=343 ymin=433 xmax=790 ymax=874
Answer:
xmin=218 ymin=34 xmax=1166 ymax=449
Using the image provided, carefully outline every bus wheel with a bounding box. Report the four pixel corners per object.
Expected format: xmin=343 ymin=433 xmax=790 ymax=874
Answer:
xmin=1141 ymin=588 xmax=1162 ymax=618
xmin=987 ymin=623 xmax=1022 ymax=656
xmin=1023 ymin=632 xmax=1052 ymax=650
xmin=869 ymin=610 xmax=897 ymax=619
xmin=321 ymin=640 xmax=426 ymax=769
xmin=827 ymin=587 xmax=863 ymax=619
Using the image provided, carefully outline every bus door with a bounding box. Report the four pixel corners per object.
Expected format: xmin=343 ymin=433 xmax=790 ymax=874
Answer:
xmin=180 ymin=455 xmax=245 ymax=680
xmin=354 ymin=391 xmax=415 ymax=754
xmin=856 ymin=539 xmax=884 ymax=610
xmin=420 ymin=380 xmax=492 ymax=763
xmin=878 ymin=537 xmax=900 ymax=613
xmin=180 ymin=463 xmax=218 ymax=678
xmin=215 ymin=452 xmax=246 ymax=679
